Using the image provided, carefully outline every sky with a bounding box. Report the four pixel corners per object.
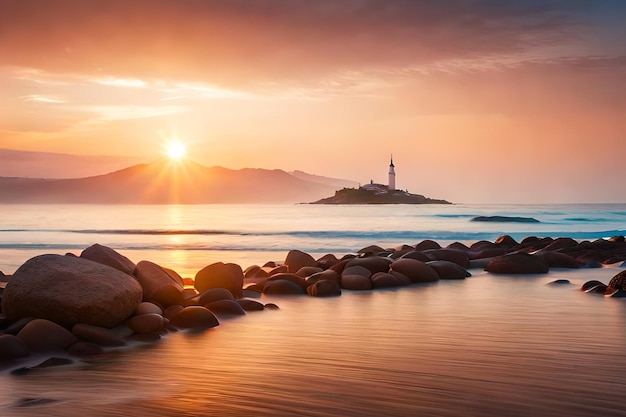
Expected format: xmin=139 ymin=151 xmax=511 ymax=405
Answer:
xmin=0 ymin=0 xmax=625 ymax=204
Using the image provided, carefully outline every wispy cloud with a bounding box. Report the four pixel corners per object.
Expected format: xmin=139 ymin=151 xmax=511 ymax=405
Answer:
xmin=84 ymin=105 xmax=190 ymax=121
xmin=21 ymin=94 xmax=66 ymax=104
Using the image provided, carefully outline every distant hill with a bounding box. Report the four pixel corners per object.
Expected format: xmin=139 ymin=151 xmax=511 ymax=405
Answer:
xmin=311 ymin=187 xmax=452 ymax=205
xmin=289 ymin=170 xmax=359 ymax=190
xmin=0 ymin=159 xmax=341 ymax=204
xmin=0 ymin=148 xmax=143 ymax=179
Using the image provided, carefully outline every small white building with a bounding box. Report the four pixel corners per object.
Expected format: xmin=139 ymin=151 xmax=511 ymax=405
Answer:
xmin=360 ymin=156 xmax=396 ymax=193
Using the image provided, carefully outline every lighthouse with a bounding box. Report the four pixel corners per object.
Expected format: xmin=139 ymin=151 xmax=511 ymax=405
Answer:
xmin=388 ymin=156 xmax=396 ymax=191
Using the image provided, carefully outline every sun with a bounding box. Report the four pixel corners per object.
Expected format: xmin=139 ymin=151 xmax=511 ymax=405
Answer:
xmin=166 ymin=141 xmax=187 ymax=160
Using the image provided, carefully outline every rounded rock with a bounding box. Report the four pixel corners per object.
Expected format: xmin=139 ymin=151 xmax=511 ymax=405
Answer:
xmin=2 ymin=254 xmax=142 ymax=328
xmin=17 ymin=319 xmax=77 ymax=353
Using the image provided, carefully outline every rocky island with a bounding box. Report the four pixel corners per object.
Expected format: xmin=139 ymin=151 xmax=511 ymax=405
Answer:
xmin=311 ymin=157 xmax=451 ymax=205
xmin=311 ymin=187 xmax=452 ymax=205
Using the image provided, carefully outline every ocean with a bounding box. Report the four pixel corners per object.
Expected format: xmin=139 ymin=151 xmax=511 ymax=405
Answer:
xmin=1 ymin=203 xmax=625 ymax=276
xmin=1 ymin=203 xmax=626 ymax=416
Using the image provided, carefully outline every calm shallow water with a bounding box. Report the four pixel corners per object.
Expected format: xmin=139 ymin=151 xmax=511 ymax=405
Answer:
xmin=2 ymin=268 xmax=626 ymax=417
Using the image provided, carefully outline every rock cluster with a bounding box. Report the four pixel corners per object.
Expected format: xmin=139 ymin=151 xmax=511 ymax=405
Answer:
xmin=2 ymin=234 xmax=626 ymax=371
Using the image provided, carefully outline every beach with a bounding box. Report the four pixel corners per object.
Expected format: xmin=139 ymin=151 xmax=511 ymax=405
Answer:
xmin=1 ymin=203 xmax=626 ymax=417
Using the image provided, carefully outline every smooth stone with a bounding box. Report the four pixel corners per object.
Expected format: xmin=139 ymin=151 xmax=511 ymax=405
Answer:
xmin=2 ymin=317 xmax=34 ymax=336
xmin=0 ymin=334 xmax=30 ymax=360
xmin=316 ymin=254 xmax=340 ymax=268
xmin=389 ymin=271 xmax=411 ymax=286
xmin=295 ymin=266 xmax=323 ymax=278
xmin=188 ymin=288 xmax=235 ymax=306
xmin=606 ymin=269 xmax=626 ymax=294
xmin=357 ymin=245 xmax=386 ymax=255
xmin=205 ymin=299 xmax=247 ymax=316
xmin=494 ymin=235 xmax=519 ymax=247
xmin=389 ymin=259 xmax=439 ymax=283
xmin=547 ymin=279 xmax=571 ymax=285
xmin=340 ymin=274 xmax=372 ymax=291
xmin=306 ymin=270 xmax=340 ymax=286
xmin=263 ymin=279 xmax=307 ymax=295
xmin=195 ymin=262 xmax=244 ymax=298
xmin=581 ymin=280 xmax=606 ymax=291
xmin=426 ymin=260 xmax=471 ymax=280
xmin=163 ymin=304 xmax=185 ymax=319
xmin=415 ymin=240 xmax=441 ymax=251
xmin=135 ymin=302 xmax=164 ymax=316
xmin=17 ymin=319 xmax=78 ymax=353
xmin=80 ymin=243 xmax=136 ymax=276
xmin=162 ymin=266 xmax=185 ymax=287
xmin=306 ymin=279 xmax=342 ymax=297
xmin=422 ymin=249 xmax=470 ymax=268
xmin=126 ymin=313 xmax=165 ymax=334
xmin=2 ymin=254 xmax=142 ymax=328
xmin=242 ymin=288 xmax=262 ymax=298
xmin=66 ymin=341 xmax=105 ymax=357
xmin=265 ymin=273 xmax=307 ymax=290
xmin=485 ymin=253 xmax=550 ymax=274
xmin=235 ymin=298 xmax=265 ymax=311
xmin=134 ymin=261 xmax=184 ymax=302
xmin=341 ymin=265 xmax=372 ymax=279
xmin=264 ymin=303 xmax=280 ymax=310
xmin=72 ymin=323 xmax=126 ymax=347
xmin=400 ymin=251 xmax=431 ymax=262
xmin=169 ymin=306 xmax=219 ymax=329
xmin=284 ymin=250 xmax=318 ymax=273
xmin=345 ymin=257 xmax=391 ymax=275
xmin=535 ymin=251 xmax=581 ymax=268
xmin=371 ymin=272 xmax=402 ymax=289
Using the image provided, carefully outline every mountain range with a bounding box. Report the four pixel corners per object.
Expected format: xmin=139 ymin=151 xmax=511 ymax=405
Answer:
xmin=0 ymin=158 xmax=358 ymax=204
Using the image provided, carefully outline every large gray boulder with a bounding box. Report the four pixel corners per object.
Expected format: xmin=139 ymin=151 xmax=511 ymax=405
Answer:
xmin=2 ymin=254 xmax=142 ymax=328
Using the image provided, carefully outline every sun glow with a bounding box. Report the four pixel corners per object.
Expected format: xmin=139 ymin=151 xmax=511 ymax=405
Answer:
xmin=166 ymin=141 xmax=187 ymax=160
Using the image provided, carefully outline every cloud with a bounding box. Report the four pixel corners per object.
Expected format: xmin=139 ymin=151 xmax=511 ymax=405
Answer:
xmin=0 ymin=0 xmax=613 ymax=88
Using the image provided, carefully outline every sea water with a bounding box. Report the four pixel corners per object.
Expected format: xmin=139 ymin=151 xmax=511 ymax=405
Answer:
xmin=1 ymin=204 xmax=626 ymax=416
xmin=1 ymin=203 xmax=625 ymax=275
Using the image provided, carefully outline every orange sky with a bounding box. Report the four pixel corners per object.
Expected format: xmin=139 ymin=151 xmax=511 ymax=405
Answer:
xmin=0 ymin=0 xmax=625 ymax=203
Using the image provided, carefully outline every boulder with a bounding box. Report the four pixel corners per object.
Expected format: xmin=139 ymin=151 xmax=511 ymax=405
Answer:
xmin=126 ymin=313 xmax=165 ymax=334
xmin=535 ymin=251 xmax=581 ymax=268
xmin=485 ymin=253 xmax=550 ymax=274
xmin=544 ymin=237 xmax=579 ymax=251
xmin=135 ymin=302 xmax=163 ymax=316
xmin=66 ymin=341 xmax=105 ymax=357
xmin=80 ymin=244 xmax=136 ymax=276
xmin=426 ymin=260 xmax=471 ymax=280
xmin=494 ymin=235 xmax=519 ymax=248
xmin=606 ymin=270 xmax=626 ymax=294
xmin=316 ymin=253 xmax=340 ymax=269
xmin=342 ymin=265 xmax=372 ymax=279
xmin=72 ymin=323 xmax=126 ymax=347
xmin=17 ymin=319 xmax=77 ymax=353
xmin=195 ymin=262 xmax=244 ymax=298
xmin=389 ymin=259 xmax=439 ymax=283
xmin=134 ymin=261 xmax=184 ymax=303
xmin=295 ymin=266 xmax=323 ymax=278
xmin=371 ymin=272 xmax=402 ymax=289
xmin=0 ymin=334 xmax=30 ymax=360
xmin=266 ymin=273 xmax=307 ymax=290
xmin=187 ymin=288 xmax=234 ymax=306
xmin=422 ymin=249 xmax=470 ymax=268
xmin=205 ymin=299 xmax=247 ymax=316
xmin=340 ymin=274 xmax=372 ymax=291
xmin=236 ymin=298 xmax=265 ymax=311
xmin=357 ymin=245 xmax=386 ymax=255
xmin=346 ymin=257 xmax=391 ymax=275
xmin=581 ymin=280 xmax=607 ymax=292
xmin=400 ymin=251 xmax=431 ymax=262
xmin=307 ymin=279 xmax=342 ymax=297
xmin=306 ymin=270 xmax=340 ymax=286
xmin=2 ymin=254 xmax=142 ymax=328
xmin=168 ymin=306 xmax=219 ymax=329
xmin=263 ymin=279 xmax=307 ymax=295
xmin=389 ymin=271 xmax=411 ymax=286
xmin=284 ymin=250 xmax=317 ymax=273
xmin=415 ymin=240 xmax=441 ymax=251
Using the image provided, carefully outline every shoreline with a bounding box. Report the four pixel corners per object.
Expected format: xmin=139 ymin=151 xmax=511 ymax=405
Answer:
xmin=1 ymin=234 xmax=626 ymax=374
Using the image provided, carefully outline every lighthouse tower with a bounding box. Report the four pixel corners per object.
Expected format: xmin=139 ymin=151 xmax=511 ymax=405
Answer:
xmin=388 ymin=156 xmax=396 ymax=191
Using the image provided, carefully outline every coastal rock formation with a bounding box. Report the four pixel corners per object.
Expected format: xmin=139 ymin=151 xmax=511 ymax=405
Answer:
xmin=606 ymin=270 xmax=626 ymax=294
xmin=284 ymin=250 xmax=317 ymax=273
xmin=311 ymin=187 xmax=451 ymax=205
xmin=2 ymin=254 xmax=142 ymax=327
xmin=471 ymin=216 xmax=540 ymax=223
xmin=80 ymin=244 xmax=136 ymax=276
xmin=195 ymin=262 xmax=244 ymax=298
xmin=485 ymin=253 xmax=550 ymax=274
xmin=389 ymin=259 xmax=439 ymax=283
xmin=134 ymin=260 xmax=185 ymax=306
